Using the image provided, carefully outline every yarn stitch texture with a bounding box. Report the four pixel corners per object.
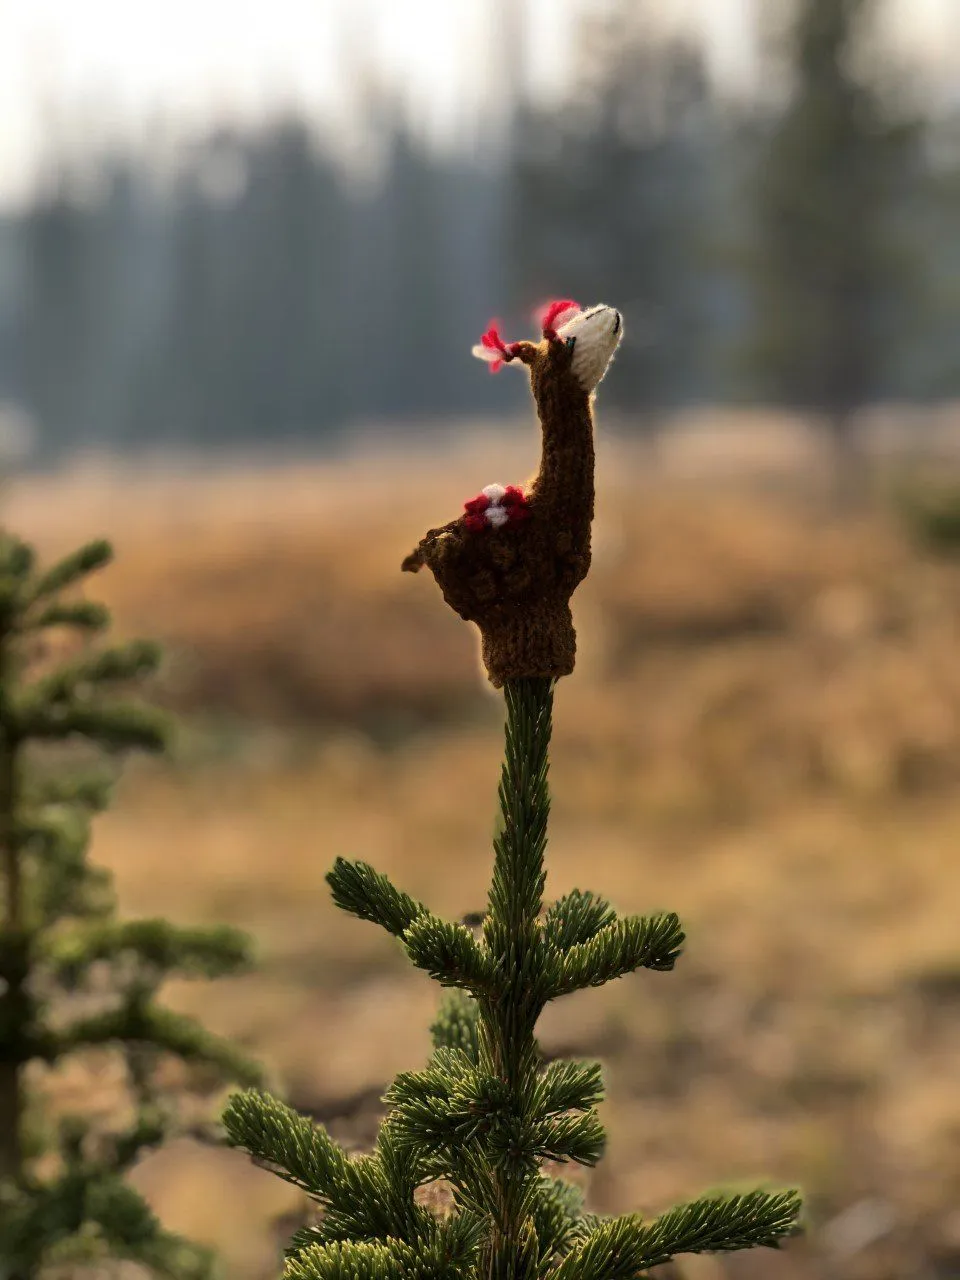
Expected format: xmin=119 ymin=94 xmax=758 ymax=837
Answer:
xmin=401 ymin=301 xmax=622 ymax=686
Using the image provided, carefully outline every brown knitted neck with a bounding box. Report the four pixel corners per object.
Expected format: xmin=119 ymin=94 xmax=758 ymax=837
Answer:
xmin=528 ymin=361 xmax=595 ymax=543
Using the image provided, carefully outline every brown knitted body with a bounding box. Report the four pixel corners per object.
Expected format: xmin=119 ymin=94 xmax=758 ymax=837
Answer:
xmin=480 ymin=599 xmax=577 ymax=688
xmin=402 ymin=345 xmax=598 ymax=686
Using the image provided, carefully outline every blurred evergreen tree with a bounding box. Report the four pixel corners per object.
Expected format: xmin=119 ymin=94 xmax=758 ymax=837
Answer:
xmin=348 ymin=120 xmax=454 ymax=421
xmin=16 ymin=172 xmax=99 ymax=458
xmin=0 ymin=218 xmax=24 ymax=410
xmin=742 ymin=0 xmax=923 ymax=489
xmin=0 ymin=533 xmax=261 ymax=1279
xmin=227 ymin=121 xmax=350 ymax=442
xmin=5 ymin=6 xmax=955 ymax=462
xmin=132 ymin=122 xmax=352 ymax=448
xmin=893 ymin=107 xmax=960 ymax=402
xmin=508 ymin=8 xmax=713 ymax=423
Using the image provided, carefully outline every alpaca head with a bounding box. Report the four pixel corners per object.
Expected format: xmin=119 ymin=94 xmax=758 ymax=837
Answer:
xmin=472 ymin=300 xmax=623 ymax=397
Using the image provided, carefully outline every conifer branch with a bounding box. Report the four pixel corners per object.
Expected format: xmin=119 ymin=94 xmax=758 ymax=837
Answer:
xmin=287 ymin=1213 xmax=485 ymax=1280
xmin=16 ymin=699 xmax=170 ymax=751
xmin=430 ymin=991 xmax=480 ymax=1061
xmin=24 ymin=640 xmax=162 ymax=704
xmin=26 ymin=600 xmax=110 ymax=633
xmin=44 ymin=918 xmax=254 ymax=986
xmin=28 ymin=769 xmax=114 ymax=811
xmin=529 ymin=1176 xmax=588 ymax=1267
xmin=0 ymin=1167 xmax=216 ymax=1280
xmin=14 ymin=805 xmax=90 ymax=859
xmin=223 ymin=1090 xmax=356 ymax=1200
xmin=109 ymin=1233 xmax=217 ymax=1280
xmin=56 ymin=1002 xmax=262 ymax=1085
xmin=533 ymin=1060 xmax=604 ymax=1117
xmin=27 ymin=539 xmax=113 ymax=602
xmin=550 ymin=1190 xmax=803 ymax=1280
xmin=531 ymin=1112 xmax=605 ymax=1167
xmin=111 ymin=1109 xmax=169 ymax=1171
xmin=402 ymin=915 xmax=494 ymax=992
xmin=225 ymin=1092 xmax=436 ymax=1247
xmin=542 ymin=890 xmax=617 ymax=950
xmin=327 ymin=858 xmax=427 ymax=937
xmin=546 ymin=912 xmax=684 ymax=998
xmin=386 ymin=1052 xmax=513 ymax=1158
xmin=0 ymin=536 xmax=34 ymax=583
xmin=77 ymin=1176 xmax=162 ymax=1247
xmin=285 ymin=1238 xmax=414 ymax=1280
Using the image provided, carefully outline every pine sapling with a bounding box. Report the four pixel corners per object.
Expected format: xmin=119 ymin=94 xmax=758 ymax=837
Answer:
xmin=0 ymin=533 xmax=262 ymax=1280
xmin=224 ymin=303 xmax=802 ymax=1279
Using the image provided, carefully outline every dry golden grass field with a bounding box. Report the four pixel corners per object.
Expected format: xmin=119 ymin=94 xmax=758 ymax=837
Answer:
xmin=7 ymin=418 xmax=960 ymax=1280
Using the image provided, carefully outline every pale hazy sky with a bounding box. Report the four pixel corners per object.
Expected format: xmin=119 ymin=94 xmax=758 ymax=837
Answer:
xmin=0 ymin=0 xmax=956 ymax=207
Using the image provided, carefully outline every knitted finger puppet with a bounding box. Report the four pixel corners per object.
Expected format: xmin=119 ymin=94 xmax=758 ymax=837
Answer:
xmin=402 ymin=300 xmax=623 ymax=686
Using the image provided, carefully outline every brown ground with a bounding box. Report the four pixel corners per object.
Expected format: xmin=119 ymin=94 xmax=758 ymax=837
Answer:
xmin=8 ymin=416 xmax=960 ymax=1280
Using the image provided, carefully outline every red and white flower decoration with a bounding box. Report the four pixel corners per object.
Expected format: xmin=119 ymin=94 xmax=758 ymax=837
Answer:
xmin=463 ymin=484 xmax=531 ymax=532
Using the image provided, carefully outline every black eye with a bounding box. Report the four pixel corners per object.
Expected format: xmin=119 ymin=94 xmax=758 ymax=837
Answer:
xmin=565 ymin=336 xmax=576 ymax=353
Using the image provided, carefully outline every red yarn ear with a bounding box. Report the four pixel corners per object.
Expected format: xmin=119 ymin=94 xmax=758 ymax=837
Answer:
xmin=538 ymin=299 xmax=581 ymax=340
xmin=472 ymin=323 xmax=534 ymax=373
xmin=472 ymin=323 xmax=517 ymax=373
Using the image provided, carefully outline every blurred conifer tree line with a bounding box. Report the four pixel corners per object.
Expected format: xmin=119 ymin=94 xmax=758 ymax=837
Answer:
xmin=0 ymin=0 xmax=955 ymax=461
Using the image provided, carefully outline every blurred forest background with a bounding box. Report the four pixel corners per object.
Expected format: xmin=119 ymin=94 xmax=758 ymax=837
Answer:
xmin=7 ymin=0 xmax=960 ymax=1278
xmin=3 ymin=0 xmax=960 ymax=461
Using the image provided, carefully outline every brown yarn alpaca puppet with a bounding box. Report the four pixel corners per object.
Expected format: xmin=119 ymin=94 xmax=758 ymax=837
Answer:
xmin=402 ymin=300 xmax=623 ymax=686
